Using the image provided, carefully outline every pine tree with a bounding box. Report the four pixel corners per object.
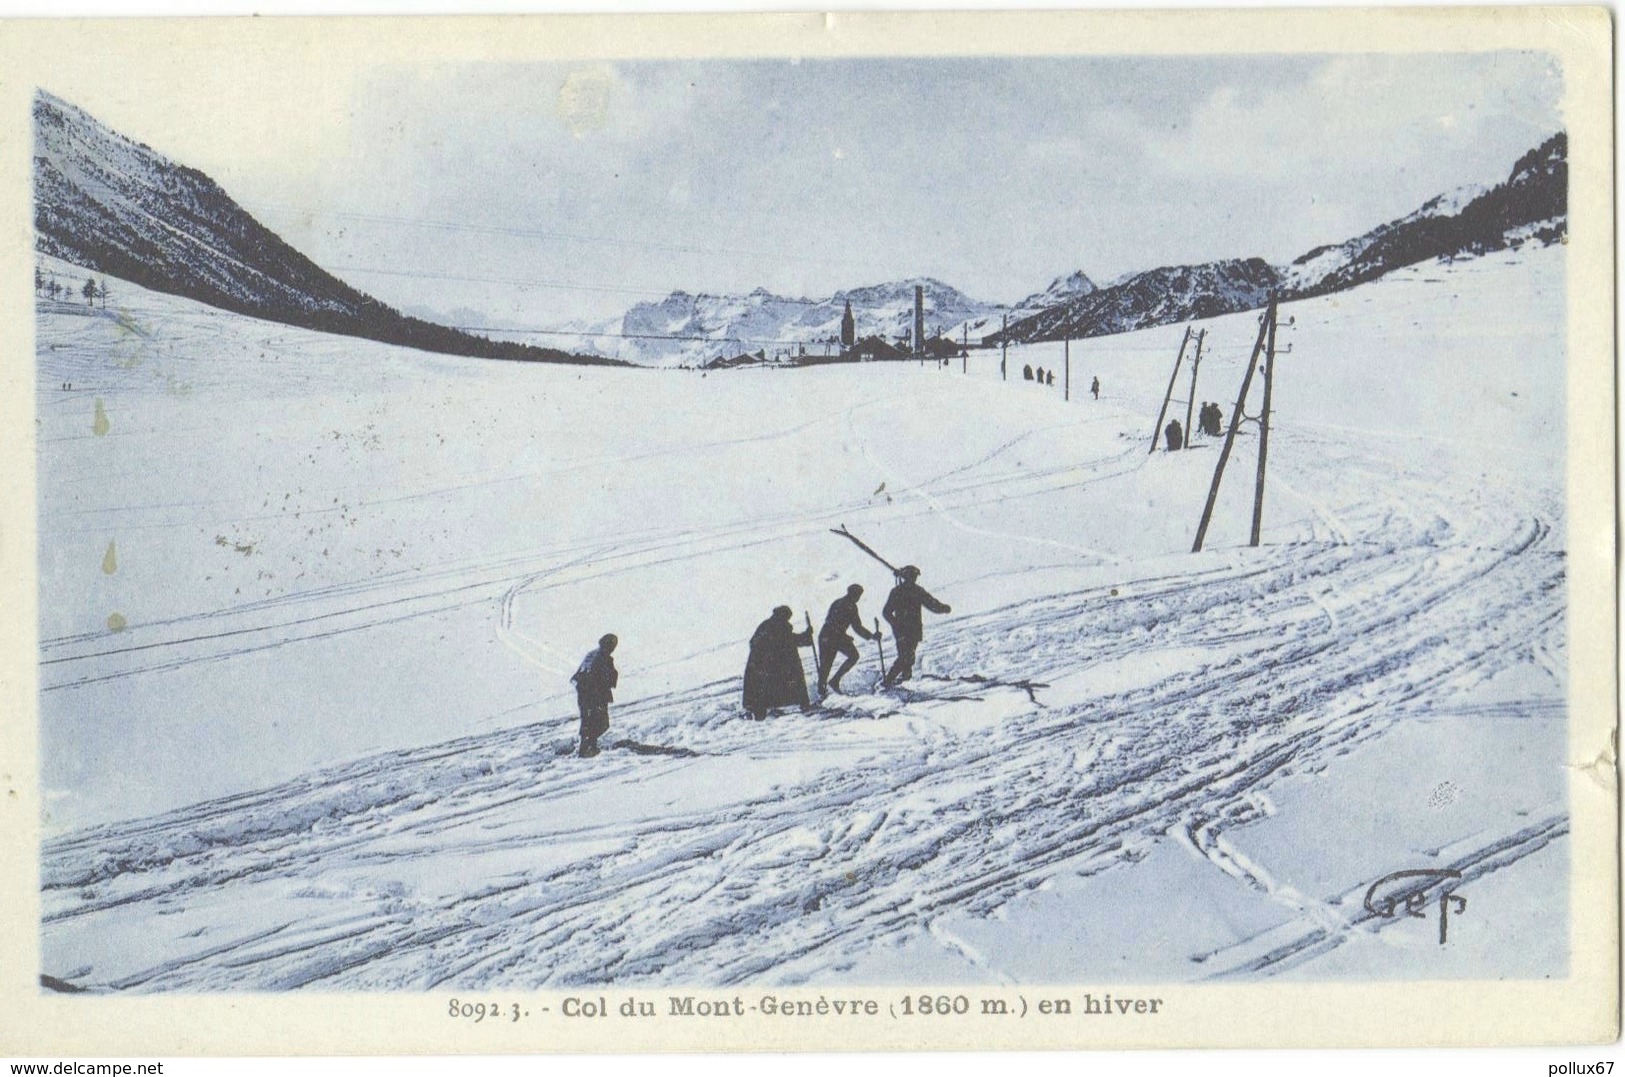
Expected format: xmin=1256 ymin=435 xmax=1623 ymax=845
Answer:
xmin=34 ymin=265 xmax=43 ymax=296
xmin=82 ymin=277 xmax=96 ymax=306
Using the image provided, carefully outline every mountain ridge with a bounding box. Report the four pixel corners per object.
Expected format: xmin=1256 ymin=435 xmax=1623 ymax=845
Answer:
xmin=986 ymin=133 xmax=1565 ymax=346
xmin=33 ymin=91 xmax=616 ymax=366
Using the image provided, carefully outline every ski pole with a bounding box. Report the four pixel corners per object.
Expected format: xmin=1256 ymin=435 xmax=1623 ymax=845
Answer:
xmin=805 ymin=611 xmax=822 ymax=701
xmin=874 ymin=618 xmax=886 ymax=679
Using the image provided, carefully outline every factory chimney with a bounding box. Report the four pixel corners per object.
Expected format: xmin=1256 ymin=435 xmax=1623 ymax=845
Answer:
xmin=913 ymin=285 xmax=925 ymax=358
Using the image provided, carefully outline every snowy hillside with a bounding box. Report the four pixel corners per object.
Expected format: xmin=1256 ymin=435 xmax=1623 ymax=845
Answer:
xmin=543 ymin=278 xmax=1004 ymax=367
xmin=36 ymin=238 xmax=1567 ymax=991
xmin=33 ymin=91 xmax=597 ymax=365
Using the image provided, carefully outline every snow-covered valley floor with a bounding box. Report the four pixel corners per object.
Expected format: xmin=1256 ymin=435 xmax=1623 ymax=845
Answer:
xmin=36 ymin=246 xmax=1569 ymax=990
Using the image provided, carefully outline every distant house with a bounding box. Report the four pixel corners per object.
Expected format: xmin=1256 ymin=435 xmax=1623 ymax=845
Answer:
xmin=921 ymin=335 xmax=963 ymax=360
xmin=704 ymin=352 xmax=763 ymax=369
xmin=849 ymin=335 xmax=909 ymax=362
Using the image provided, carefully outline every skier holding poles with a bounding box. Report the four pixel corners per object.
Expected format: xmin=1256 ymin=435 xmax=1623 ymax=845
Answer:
xmin=816 ymin=584 xmax=880 ymax=696
xmin=829 ymin=526 xmax=951 ymax=688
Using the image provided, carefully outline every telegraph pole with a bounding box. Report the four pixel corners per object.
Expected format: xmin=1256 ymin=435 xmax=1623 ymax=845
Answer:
xmin=962 ymin=324 xmax=968 ymax=374
xmin=1182 ymin=329 xmax=1205 ymax=451
xmin=1000 ymin=315 xmax=1008 ymax=381
xmin=1192 ymin=298 xmax=1280 ymax=553
xmin=1064 ymin=338 xmax=1071 ymax=401
xmin=1151 ymin=327 xmax=1192 ymax=453
xmin=1249 ymin=306 xmax=1279 ymax=546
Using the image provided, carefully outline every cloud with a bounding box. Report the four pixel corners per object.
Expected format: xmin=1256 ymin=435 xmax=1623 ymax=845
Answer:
xmin=1141 ymin=52 xmax=1561 ymax=185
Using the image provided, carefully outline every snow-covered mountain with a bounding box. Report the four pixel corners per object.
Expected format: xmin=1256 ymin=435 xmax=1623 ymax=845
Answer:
xmin=947 ymin=269 xmax=1100 ymax=342
xmin=33 ymin=91 xmax=603 ymax=365
xmin=993 ymin=133 xmax=1566 ymax=346
xmin=1276 ymin=186 xmax=1486 ymax=295
xmin=989 ymin=259 xmax=1278 ymax=345
xmin=1016 ymin=268 xmax=1099 ymax=311
xmin=1280 ymin=133 xmax=1566 ymax=298
xmin=568 ymin=277 xmax=1004 ymax=367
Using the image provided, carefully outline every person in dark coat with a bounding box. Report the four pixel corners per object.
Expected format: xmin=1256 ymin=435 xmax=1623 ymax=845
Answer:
xmin=1090 ymin=376 xmax=1100 ymax=399
xmin=1023 ymin=364 xmax=1034 ymax=381
xmin=743 ymin=606 xmax=813 ymax=720
xmin=881 ymin=566 xmax=951 ymax=687
xmin=571 ymin=633 xmax=619 ymax=757
xmin=1164 ymin=418 xmax=1184 ymax=452
xmin=1045 ymin=370 xmax=1055 ymax=386
xmin=1035 ymin=366 xmax=1045 ymax=385
xmin=817 ymin=584 xmax=880 ymax=695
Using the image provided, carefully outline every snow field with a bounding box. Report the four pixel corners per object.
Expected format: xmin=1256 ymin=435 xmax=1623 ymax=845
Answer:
xmin=36 ymin=243 xmax=1568 ymax=988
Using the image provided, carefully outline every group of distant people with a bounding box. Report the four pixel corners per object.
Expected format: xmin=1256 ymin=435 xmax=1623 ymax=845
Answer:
xmin=1022 ymin=364 xmax=1055 ymax=387
xmin=569 ymin=566 xmax=952 ymax=756
xmin=1021 ymin=366 xmax=1102 ymax=400
xmin=1163 ymin=401 xmax=1228 ymax=452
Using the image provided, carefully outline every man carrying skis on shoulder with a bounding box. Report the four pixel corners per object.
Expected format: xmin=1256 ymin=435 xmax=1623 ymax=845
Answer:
xmin=817 ymin=584 xmax=879 ymax=696
xmin=881 ymin=566 xmax=950 ymax=687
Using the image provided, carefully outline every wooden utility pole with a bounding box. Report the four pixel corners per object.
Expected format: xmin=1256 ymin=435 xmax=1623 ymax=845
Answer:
xmin=1064 ymin=338 xmax=1071 ymax=401
xmin=962 ymin=324 xmax=968 ymax=374
xmin=1192 ymin=298 xmax=1278 ymax=553
xmin=1182 ymin=329 xmax=1205 ymax=450
xmin=1151 ymin=327 xmax=1192 ymax=453
xmin=1249 ymin=307 xmax=1279 ymax=546
xmin=1000 ymin=315 xmax=1008 ymax=380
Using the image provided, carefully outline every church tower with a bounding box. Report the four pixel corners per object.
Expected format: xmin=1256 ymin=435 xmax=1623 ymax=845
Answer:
xmin=840 ymin=300 xmax=856 ymax=350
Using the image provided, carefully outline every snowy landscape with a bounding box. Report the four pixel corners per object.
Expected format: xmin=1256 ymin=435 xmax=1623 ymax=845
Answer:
xmin=31 ymin=60 xmax=1574 ymax=993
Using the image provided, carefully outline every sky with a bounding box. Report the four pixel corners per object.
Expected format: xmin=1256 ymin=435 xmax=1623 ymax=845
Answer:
xmin=51 ymin=51 xmax=1562 ymax=326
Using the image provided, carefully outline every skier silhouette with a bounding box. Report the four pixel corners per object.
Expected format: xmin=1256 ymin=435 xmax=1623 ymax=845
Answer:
xmin=743 ymin=606 xmax=813 ymax=720
xmin=817 ymin=585 xmax=879 ymax=695
xmin=1090 ymin=376 xmax=1100 ymax=399
xmin=571 ymin=633 xmax=619 ymax=758
xmin=1046 ymin=370 xmax=1055 ymax=386
xmin=881 ymin=567 xmax=951 ymax=687
xmin=1164 ymin=419 xmax=1184 ymax=452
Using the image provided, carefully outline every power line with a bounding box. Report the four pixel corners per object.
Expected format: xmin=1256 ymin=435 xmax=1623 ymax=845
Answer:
xmin=253 ymin=201 xmax=853 ymax=266
xmin=331 ymin=262 xmax=851 ymax=308
xmin=329 ymin=263 xmax=680 ymax=299
xmin=452 ymin=324 xmax=853 ymax=348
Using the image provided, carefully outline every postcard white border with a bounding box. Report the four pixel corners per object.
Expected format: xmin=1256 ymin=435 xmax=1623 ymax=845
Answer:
xmin=0 ymin=7 xmax=1614 ymax=1054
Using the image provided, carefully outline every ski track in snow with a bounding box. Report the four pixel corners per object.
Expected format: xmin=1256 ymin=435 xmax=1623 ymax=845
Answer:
xmin=40 ymin=422 xmax=1565 ymax=990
